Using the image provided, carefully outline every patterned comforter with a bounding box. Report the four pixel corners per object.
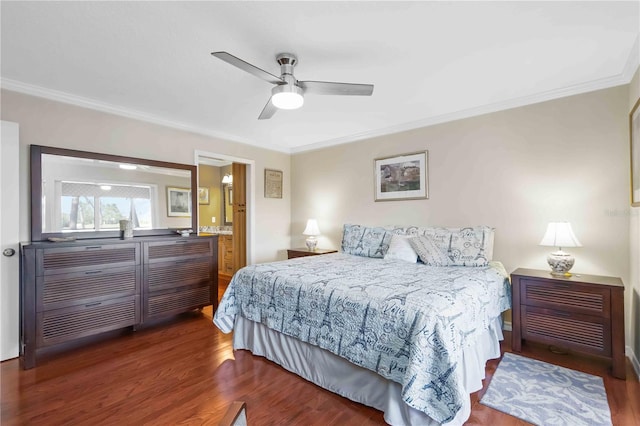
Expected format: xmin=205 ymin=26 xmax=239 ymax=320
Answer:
xmin=214 ymin=253 xmax=511 ymax=423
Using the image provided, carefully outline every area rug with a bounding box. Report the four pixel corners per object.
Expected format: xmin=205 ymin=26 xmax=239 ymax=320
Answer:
xmin=480 ymin=352 xmax=612 ymax=426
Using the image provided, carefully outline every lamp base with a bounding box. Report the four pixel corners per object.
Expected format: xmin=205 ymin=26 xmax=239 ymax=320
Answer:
xmin=305 ymin=236 xmax=318 ymax=251
xmin=547 ymin=249 xmax=575 ymax=276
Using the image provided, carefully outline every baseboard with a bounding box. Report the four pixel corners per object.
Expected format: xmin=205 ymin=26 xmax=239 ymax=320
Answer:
xmin=502 ymin=320 xmax=512 ymax=332
xmin=626 ymin=346 xmax=640 ymax=379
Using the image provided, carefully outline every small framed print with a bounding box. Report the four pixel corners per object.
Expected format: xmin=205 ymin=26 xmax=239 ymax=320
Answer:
xmin=167 ymin=186 xmax=191 ymax=217
xmin=264 ymin=169 xmax=283 ymax=199
xmin=198 ymin=187 xmax=210 ymax=205
xmin=374 ymin=151 xmax=428 ymax=201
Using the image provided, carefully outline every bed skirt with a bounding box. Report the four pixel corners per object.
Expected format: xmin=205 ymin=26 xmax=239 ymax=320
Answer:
xmin=232 ymin=316 xmax=504 ymax=426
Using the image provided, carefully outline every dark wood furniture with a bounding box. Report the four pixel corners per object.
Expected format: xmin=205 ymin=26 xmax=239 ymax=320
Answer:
xmin=142 ymin=237 xmax=217 ymax=321
xmin=218 ymin=234 xmax=234 ymax=279
xmin=20 ymin=235 xmax=218 ymax=369
xmin=287 ymin=248 xmax=338 ymax=259
xmin=511 ymin=268 xmax=625 ymax=379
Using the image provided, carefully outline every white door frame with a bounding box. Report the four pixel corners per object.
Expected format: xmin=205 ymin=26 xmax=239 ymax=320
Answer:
xmin=194 ymin=150 xmax=255 ymax=265
xmin=1 ymin=121 xmax=20 ymax=360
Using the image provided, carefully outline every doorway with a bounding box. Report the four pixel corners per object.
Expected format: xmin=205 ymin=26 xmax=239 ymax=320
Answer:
xmin=194 ymin=151 xmax=254 ymax=303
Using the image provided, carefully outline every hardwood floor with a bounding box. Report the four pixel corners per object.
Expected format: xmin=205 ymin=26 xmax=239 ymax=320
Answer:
xmin=1 ymin=311 xmax=638 ymax=425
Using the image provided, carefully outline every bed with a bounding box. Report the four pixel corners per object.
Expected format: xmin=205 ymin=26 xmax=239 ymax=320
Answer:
xmin=214 ymin=225 xmax=512 ymax=425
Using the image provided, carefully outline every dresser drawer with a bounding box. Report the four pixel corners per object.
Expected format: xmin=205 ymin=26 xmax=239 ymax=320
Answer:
xmin=145 ymin=239 xmax=213 ymax=263
xmin=145 ymin=257 xmax=213 ymax=293
xmin=37 ymin=295 xmax=139 ymax=347
xmin=521 ymin=278 xmax=610 ymax=317
xmin=522 ymin=306 xmax=611 ymax=357
xmin=37 ymin=265 xmax=140 ymax=311
xmin=38 ymin=243 xmax=139 ymax=275
xmin=145 ymin=285 xmax=211 ymax=319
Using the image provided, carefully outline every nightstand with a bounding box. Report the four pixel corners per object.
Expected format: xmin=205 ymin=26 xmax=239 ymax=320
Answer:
xmin=287 ymin=248 xmax=338 ymax=259
xmin=511 ymin=268 xmax=625 ymax=379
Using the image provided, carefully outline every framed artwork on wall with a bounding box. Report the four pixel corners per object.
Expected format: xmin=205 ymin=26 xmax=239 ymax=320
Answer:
xmin=264 ymin=168 xmax=283 ymax=199
xmin=167 ymin=187 xmax=191 ymax=217
xmin=630 ymin=97 xmax=640 ymax=207
xmin=374 ymin=151 xmax=428 ymax=201
xmin=198 ymin=187 xmax=210 ymax=205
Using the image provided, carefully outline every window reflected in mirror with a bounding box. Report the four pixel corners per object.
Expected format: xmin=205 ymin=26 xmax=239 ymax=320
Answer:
xmin=59 ymin=182 xmax=153 ymax=231
xmin=30 ymin=145 xmax=197 ymax=241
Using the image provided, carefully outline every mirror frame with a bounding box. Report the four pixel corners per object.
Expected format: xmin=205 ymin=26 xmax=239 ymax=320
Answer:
xmin=30 ymin=144 xmax=198 ymax=241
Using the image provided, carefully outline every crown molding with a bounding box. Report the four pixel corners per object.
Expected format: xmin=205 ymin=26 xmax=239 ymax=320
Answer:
xmin=292 ymin=70 xmax=635 ymax=154
xmin=622 ymin=33 xmax=640 ymax=83
xmin=3 ymin=62 xmax=636 ymax=156
xmin=0 ymin=78 xmax=292 ymax=154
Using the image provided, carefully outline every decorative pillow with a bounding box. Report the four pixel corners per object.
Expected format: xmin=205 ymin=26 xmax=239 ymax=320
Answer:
xmin=341 ymin=224 xmax=394 ymax=258
xmin=409 ymin=235 xmax=450 ymax=266
xmin=411 ymin=226 xmax=494 ymax=267
xmin=384 ymin=235 xmax=418 ymax=263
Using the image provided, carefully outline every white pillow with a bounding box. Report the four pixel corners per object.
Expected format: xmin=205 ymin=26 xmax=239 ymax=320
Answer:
xmin=383 ymin=235 xmax=418 ymax=263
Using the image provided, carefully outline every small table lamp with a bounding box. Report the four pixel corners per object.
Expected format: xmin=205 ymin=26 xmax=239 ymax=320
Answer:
xmin=539 ymin=222 xmax=582 ymax=276
xmin=303 ymin=219 xmax=321 ymax=251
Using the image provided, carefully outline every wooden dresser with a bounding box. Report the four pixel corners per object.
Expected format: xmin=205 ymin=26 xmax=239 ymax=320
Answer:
xmin=20 ymin=235 xmax=218 ymax=369
xmin=511 ymin=268 xmax=625 ymax=379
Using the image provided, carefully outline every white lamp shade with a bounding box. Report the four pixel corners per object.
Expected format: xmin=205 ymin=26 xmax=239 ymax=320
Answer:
xmin=539 ymin=222 xmax=582 ymax=248
xmin=302 ymin=219 xmax=321 ymax=236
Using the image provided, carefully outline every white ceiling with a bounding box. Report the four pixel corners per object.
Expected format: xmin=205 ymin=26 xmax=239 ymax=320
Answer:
xmin=2 ymin=1 xmax=639 ymax=153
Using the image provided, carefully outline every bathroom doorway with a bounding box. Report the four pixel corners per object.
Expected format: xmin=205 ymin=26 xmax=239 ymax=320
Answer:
xmin=195 ymin=151 xmax=254 ymax=304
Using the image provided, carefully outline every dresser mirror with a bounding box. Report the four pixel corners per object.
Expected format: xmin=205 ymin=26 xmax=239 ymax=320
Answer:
xmin=31 ymin=145 xmax=197 ymax=241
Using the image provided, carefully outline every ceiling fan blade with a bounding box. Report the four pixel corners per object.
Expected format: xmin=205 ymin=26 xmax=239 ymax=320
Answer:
xmin=299 ymin=81 xmax=374 ymax=96
xmin=258 ymin=98 xmax=278 ymax=120
xmin=211 ymin=51 xmax=284 ymax=85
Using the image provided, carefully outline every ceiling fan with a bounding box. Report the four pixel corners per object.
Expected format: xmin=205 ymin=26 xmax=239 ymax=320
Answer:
xmin=211 ymin=51 xmax=374 ymax=120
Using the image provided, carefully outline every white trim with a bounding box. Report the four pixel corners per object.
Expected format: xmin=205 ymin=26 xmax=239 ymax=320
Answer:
xmin=0 ymin=78 xmax=291 ymax=154
xmin=627 ymin=345 xmax=640 ymax=380
xmin=621 ymin=34 xmax=640 ymax=84
xmin=291 ymin=72 xmax=635 ymax=154
xmin=502 ymin=320 xmax=512 ymax=332
xmin=194 ymin=150 xmax=255 ymax=266
xmin=3 ymin=62 xmax=637 ymax=156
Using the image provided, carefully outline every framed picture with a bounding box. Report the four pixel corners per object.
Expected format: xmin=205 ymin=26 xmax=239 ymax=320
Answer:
xmin=631 ymin=97 xmax=640 ymax=206
xmin=374 ymin=151 xmax=428 ymax=201
xmin=198 ymin=187 xmax=209 ymax=205
xmin=167 ymin=187 xmax=191 ymax=217
xmin=264 ymin=168 xmax=283 ymax=199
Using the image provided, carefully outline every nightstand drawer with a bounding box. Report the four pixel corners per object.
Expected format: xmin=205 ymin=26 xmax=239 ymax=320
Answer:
xmin=522 ymin=306 xmax=611 ymax=357
xmin=521 ymin=278 xmax=610 ymax=317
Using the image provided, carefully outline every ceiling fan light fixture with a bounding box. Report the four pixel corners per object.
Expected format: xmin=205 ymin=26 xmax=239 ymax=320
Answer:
xmin=271 ymin=84 xmax=304 ymax=110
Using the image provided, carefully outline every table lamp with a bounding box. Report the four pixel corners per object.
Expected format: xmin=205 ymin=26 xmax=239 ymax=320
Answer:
xmin=539 ymin=222 xmax=582 ymax=276
xmin=303 ymin=219 xmax=321 ymax=251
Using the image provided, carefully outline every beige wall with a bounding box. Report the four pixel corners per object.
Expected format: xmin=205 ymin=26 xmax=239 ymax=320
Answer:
xmin=628 ymin=66 xmax=640 ymax=374
xmin=2 ymin=89 xmax=291 ymax=264
xmin=292 ymin=85 xmax=633 ymax=358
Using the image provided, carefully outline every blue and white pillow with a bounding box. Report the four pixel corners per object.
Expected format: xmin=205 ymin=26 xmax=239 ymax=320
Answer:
xmin=411 ymin=226 xmax=494 ymax=267
xmin=341 ymin=224 xmax=394 ymax=258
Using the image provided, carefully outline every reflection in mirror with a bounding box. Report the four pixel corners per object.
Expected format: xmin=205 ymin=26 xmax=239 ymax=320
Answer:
xmin=31 ymin=145 xmax=197 ymax=241
xmin=197 ymin=161 xmax=232 ymax=229
xmin=223 ymin=183 xmax=233 ymax=225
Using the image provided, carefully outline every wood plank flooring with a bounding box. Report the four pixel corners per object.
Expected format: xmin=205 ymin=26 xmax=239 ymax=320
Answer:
xmin=1 ymin=309 xmax=638 ymax=425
